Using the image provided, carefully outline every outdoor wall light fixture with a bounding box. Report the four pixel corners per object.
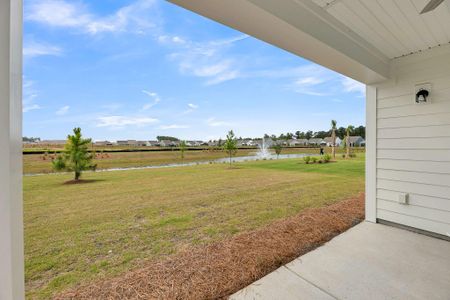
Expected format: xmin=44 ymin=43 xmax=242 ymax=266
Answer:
xmin=414 ymin=83 xmax=432 ymax=104
xmin=416 ymin=89 xmax=429 ymax=103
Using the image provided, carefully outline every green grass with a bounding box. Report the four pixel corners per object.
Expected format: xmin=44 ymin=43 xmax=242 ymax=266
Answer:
xmin=24 ymin=155 xmax=365 ymax=298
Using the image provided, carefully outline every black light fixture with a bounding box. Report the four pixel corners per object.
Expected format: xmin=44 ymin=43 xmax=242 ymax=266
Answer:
xmin=416 ymin=89 xmax=429 ymax=103
xmin=414 ymin=83 xmax=432 ymax=104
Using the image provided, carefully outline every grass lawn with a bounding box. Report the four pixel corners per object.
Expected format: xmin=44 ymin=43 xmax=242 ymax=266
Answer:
xmin=24 ymin=154 xmax=365 ymax=298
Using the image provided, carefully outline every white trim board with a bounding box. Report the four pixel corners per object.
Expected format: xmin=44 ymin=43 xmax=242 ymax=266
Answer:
xmin=0 ymin=0 xmax=24 ymax=299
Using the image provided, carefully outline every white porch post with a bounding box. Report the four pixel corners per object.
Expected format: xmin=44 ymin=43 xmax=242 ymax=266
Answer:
xmin=365 ymin=85 xmax=377 ymax=222
xmin=0 ymin=0 xmax=24 ymax=299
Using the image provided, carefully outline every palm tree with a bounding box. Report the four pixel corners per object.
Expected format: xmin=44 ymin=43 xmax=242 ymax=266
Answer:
xmin=331 ymin=120 xmax=337 ymax=159
xmin=345 ymin=125 xmax=354 ymax=158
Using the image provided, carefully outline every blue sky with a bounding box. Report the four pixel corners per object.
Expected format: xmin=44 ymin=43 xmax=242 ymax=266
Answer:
xmin=23 ymin=0 xmax=366 ymax=141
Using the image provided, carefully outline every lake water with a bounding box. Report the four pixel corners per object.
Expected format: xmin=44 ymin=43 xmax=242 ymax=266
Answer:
xmin=25 ymin=153 xmax=312 ymax=176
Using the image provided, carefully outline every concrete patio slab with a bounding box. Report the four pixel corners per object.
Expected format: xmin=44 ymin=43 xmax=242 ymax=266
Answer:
xmin=230 ymin=222 xmax=450 ymax=300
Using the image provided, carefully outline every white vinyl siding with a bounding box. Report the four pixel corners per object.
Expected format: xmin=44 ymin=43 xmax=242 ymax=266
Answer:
xmin=374 ymin=50 xmax=450 ymax=236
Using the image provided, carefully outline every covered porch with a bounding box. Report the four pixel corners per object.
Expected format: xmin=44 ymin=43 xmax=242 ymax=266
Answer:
xmin=1 ymin=0 xmax=450 ymax=298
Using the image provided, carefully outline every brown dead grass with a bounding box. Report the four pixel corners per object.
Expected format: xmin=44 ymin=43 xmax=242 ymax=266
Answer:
xmin=55 ymin=194 xmax=364 ymax=300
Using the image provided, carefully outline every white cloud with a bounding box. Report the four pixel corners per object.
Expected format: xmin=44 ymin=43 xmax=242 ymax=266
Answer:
xmin=207 ymin=117 xmax=233 ymax=127
xmin=342 ymin=77 xmax=365 ymax=96
xmin=181 ymin=103 xmax=199 ymax=115
xmin=159 ymin=124 xmax=190 ymax=130
xmin=285 ymin=65 xmax=338 ymax=96
xmin=161 ymin=34 xmax=248 ymax=85
xmin=97 ymin=115 xmax=158 ymax=127
xmin=295 ymin=77 xmax=324 ymax=86
xmin=269 ymin=65 xmax=366 ymax=97
xmin=25 ymin=0 xmax=158 ymax=35
xmin=23 ymin=40 xmax=62 ymax=58
xmin=142 ymin=90 xmax=161 ymax=110
xmin=23 ymin=104 xmax=41 ymax=112
xmin=23 ymin=79 xmax=42 ymax=112
xmin=56 ymin=105 xmax=70 ymax=115
xmin=158 ymin=35 xmax=186 ymax=44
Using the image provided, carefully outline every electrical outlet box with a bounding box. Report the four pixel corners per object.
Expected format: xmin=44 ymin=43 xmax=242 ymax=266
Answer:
xmin=398 ymin=193 xmax=409 ymax=205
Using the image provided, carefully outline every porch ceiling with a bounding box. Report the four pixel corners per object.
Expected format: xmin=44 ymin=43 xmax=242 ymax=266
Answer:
xmin=169 ymin=0 xmax=450 ymax=84
xmin=312 ymin=0 xmax=450 ymax=59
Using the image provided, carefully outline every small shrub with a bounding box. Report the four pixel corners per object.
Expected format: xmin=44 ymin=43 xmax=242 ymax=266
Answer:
xmin=303 ymin=156 xmax=311 ymax=164
xmin=311 ymin=157 xmax=318 ymax=163
xmin=323 ymin=153 xmax=331 ymax=163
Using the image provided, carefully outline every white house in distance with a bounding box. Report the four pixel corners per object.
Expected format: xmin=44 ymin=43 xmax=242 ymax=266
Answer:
xmin=347 ymin=136 xmax=365 ymax=147
xmin=308 ymin=138 xmax=326 ymax=146
xmin=323 ymin=136 xmax=342 ymax=147
xmin=2 ymin=0 xmax=450 ymax=298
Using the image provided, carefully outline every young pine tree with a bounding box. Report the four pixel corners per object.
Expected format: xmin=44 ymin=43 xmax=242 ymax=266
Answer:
xmin=223 ymin=130 xmax=237 ymax=166
xmin=272 ymin=143 xmax=282 ymax=159
xmin=179 ymin=140 xmax=187 ymax=164
xmin=52 ymin=127 xmax=96 ymax=180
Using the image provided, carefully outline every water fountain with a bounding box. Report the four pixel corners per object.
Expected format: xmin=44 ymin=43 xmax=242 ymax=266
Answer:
xmin=256 ymin=137 xmax=273 ymax=159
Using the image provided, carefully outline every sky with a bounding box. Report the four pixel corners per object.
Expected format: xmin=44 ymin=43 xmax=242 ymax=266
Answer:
xmin=23 ymin=0 xmax=366 ymax=141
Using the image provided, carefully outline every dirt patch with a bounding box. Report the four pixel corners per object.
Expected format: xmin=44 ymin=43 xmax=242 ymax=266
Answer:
xmin=55 ymin=194 xmax=364 ymax=299
xmin=63 ymin=179 xmax=103 ymax=185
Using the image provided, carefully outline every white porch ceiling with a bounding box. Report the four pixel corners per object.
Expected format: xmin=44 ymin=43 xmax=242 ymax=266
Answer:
xmin=312 ymin=0 xmax=450 ymax=58
xmin=169 ymin=0 xmax=450 ymax=83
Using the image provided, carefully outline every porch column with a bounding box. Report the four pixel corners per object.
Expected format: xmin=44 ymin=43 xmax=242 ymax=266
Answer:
xmin=0 ymin=0 xmax=24 ymax=299
xmin=365 ymin=85 xmax=377 ymax=222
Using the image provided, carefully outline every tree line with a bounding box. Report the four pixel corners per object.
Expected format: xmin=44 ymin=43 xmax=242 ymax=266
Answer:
xmin=263 ymin=125 xmax=365 ymax=141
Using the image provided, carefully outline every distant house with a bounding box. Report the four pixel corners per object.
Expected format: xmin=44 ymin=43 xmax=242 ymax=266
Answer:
xmin=347 ymin=136 xmax=366 ymax=147
xmin=159 ymin=140 xmax=180 ymax=147
xmin=39 ymin=140 xmax=67 ymax=145
xmin=94 ymin=141 xmax=113 ymax=146
xmin=237 ymin=139 xmax=253 ymax=147
xmin=288 ymin=139 xmax=308 ymax=146
xmin=247 ymin=140 xmax=258 ymax=146
xmin=186 ymin=140 xmax=203 ymax=147
xmin=115 ymin=140 xmax=141 ymax=146
xmin=308 ymin=138 xmax=325 ymax=146
xmin=146 ymin=140 xmax=159 ymax=147
xmin=208 ymin=140 xmax=218 ymax=147
xmin=323 ymin=137 xmax=342 ymax=147
xmin=127 ymin=140 xmax=139 ymax=146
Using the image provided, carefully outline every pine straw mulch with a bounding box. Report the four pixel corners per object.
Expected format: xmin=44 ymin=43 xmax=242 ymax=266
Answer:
xmin=55 ymin=193 xmax=365 ymax=300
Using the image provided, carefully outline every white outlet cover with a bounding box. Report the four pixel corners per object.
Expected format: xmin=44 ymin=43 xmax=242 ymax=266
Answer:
xmin=414 ymin=83 xmax=432 ymax=104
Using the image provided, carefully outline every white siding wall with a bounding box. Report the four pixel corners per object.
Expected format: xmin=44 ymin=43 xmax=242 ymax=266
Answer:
xmin=374 ymin=46 xmax=450 ymax=236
